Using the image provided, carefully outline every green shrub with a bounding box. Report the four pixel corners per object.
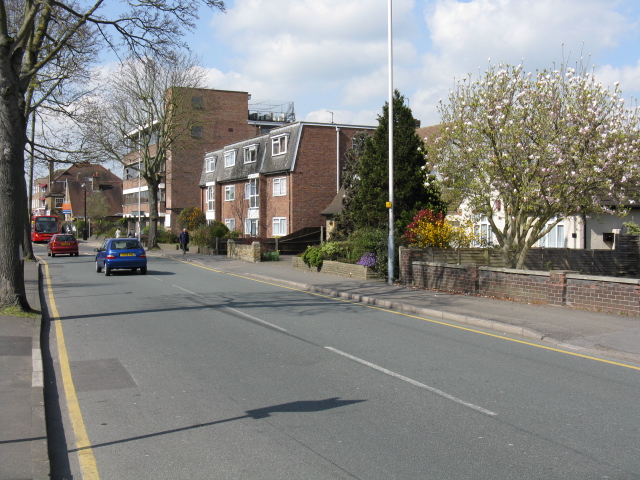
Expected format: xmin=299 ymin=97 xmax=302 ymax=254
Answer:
xmin=319 ymin=241 xmax=351 ymax=261
xmin=191 ymin=221 xmax=230 ymax=247
xmin=261 ymin=250 xmax=280 ymax=262
xmin=301 ymin=245 xmax=324 ymax=268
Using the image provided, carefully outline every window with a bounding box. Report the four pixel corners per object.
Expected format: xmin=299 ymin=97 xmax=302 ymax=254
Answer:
xmin=272 ymin=135 xmax=288 ymax=155
xmin=244 ymin=145 xmax=257 ymax=163
xmin=224 ymin=185 xmax=235 ymax=201
xmin=473 ymin=216 xmax=494 ymax=247
xmin=191 ymin=126 xmax=203 ymax=138
xmin=245 ymin=218 xmax=258 ymax=236
xmin=225 ymin=218 xmax=235 ymax=231
xmin=273 ymin=177 xmax=287 ymax=196
xmin=55 ymin=197 xmax=64 ymax=208
xmin=207 ymin=186 xmax=214 ymax=211
xmin=192 ymin=96 xmax=203 ymax=109
xmin=205 ymin=153 xmax=216 ymax=172
xmin=539 ymin=220 xmax=566 ymax=248
xmin=272 ymin=217 xmax=287 ymax=236
xmin=245 ymin=178 xmax=259 ymax=208
xmin=224 ymin=150 xmax=236 ymax=167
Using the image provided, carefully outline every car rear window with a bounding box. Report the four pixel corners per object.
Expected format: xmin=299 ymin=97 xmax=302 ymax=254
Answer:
xmin=55 ymin=235 xmax=75 ymax=241
xmin=111 ymin=240 xmax=142 ymax=250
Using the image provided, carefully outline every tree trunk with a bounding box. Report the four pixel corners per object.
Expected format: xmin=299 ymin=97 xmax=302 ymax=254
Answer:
xmin=146 ymin=177 xmax=160 ymax=249
xmin=0 ymin=55 xmax=30 ymax=310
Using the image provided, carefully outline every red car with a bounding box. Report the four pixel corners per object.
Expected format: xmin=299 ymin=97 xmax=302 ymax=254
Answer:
xmin=47 ymin=234 xmax=79 ymax=257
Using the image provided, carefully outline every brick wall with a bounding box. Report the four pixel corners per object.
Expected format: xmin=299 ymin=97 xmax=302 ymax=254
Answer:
xmin=565 ymin=275 xmax=640 ymax=315
xmin=292 ymin=257 xmax=381 ymax=280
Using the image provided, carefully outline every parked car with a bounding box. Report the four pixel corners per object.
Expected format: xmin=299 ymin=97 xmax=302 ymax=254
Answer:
xmin=47 ymin=234 xmax=79 ymax=257
xmin=95 ymin=238 xmax=147 ymax=275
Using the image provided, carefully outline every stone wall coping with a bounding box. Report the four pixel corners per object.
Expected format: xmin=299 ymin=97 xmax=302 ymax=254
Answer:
xmin=566 ymin=273 xmax=640 ymax=284
xmin=412 ymin=261 xmax=467 ymax=269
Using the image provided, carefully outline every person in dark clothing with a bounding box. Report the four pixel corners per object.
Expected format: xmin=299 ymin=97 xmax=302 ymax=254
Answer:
xmin=179 ymin=228 xmax=190 ymax=254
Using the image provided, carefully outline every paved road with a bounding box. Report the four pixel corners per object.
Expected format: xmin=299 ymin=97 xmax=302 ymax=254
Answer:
xmin=41 ymin=245 xmax=640 ymax=479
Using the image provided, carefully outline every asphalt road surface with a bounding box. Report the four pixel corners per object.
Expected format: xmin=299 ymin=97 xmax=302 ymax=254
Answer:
xmin=38 ymin=243 xmax=640 ymax=479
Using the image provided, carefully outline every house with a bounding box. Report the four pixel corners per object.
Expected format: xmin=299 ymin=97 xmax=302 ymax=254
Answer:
xmin=199 ymin=122 xmax=376 ymax=237
xmin=122 ymin=88 xmax=295 ymax=234
xmin=31 ymin=162 xmax=123 ymax=227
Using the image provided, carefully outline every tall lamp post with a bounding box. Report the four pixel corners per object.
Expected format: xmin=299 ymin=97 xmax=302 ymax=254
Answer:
xmin=387 ymin=0 xmax=395 ymax=284
xmin=81 ymin=182 xmax=88 ymax=240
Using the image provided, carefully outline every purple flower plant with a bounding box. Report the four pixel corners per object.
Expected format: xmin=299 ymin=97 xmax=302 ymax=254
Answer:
xmin=357 ymin=252 xmax=376 ymax=267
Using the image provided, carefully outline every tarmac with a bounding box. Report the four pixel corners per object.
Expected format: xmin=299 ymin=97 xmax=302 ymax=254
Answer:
xmin=2 ymin=241 xmax=640 ymax=479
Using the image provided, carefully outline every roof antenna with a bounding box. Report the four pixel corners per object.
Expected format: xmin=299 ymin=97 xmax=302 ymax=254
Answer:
xmin=327 ymin=110 xmax=334 ymax=124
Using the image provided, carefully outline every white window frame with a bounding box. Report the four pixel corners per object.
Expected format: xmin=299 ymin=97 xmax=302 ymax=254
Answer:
xmin=473 ymin=216 xmax=494 ymax=247
xmin=205 ymin=154 xmax=216 ymax=172
xmin=245 ymin=178 xmax=259 ymax=209
xmin=225 ymin=218 xmax=235 ymax=231
xmin=244 ymin=145 xmax=258 ymax=164
xmin=273 ymin=177 xmax=287 ymax=196
xmin=539 ymin=219 xmax=566 ymax=248
xmin=245 ymin=218 xmax=258 ymax=236
xmin=272 ymin=217 xmax=287 ymax=236
xmin=272 ymin=134 xmax=288 ymax=156
xmin=224 ymin=150 xmax=236 ymax=167
xmin=55 ymin=197 xmax=64 ymax=208
xmin=206 ymin=186 xmax=215 ymax=211
xmin=224 ymin=185 xmax=235 ymax=201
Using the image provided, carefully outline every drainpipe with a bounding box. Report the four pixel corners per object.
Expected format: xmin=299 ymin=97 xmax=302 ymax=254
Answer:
xmin=336 ymin=127 xmax=341 ymax=192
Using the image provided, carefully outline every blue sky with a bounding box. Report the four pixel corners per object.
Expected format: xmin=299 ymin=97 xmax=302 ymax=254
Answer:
xmin=174 ymin=0 xmax=640 ymax=127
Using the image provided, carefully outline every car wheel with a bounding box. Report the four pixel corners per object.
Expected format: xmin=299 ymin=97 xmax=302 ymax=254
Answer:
xmin=104 ymin=266 xmax=111 ymax=276
xmin=47 ymin=251 xmax=51 ymax=257
xmin=96 ymin=262 xmax=102 ymax=273
xmin=140 ymin=267 xmax=147 ymax=275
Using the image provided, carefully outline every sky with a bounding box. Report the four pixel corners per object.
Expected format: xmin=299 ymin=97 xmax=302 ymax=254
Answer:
xmin=177 ymin=0 xmax=640 ymax=128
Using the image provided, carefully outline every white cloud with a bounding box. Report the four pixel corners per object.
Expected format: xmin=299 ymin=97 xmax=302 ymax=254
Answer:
xmin=596 ymin=61 xmax=640 ymax=98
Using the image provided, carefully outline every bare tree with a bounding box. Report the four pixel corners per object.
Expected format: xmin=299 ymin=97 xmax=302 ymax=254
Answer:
xmin=82 ymin=51 xmax=208 ymax=249
xmin=0 ymin=0 xmax=225 ymax=310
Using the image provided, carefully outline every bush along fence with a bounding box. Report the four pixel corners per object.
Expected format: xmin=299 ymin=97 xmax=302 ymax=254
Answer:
xmin=400 ymin=247 xmax=640 ymax=316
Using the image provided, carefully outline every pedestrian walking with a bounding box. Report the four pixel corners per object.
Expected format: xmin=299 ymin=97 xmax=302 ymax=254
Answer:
xmin=127 ymin=229 xmax=135 ymax=238
xmin=179 ymin=228 xmax=190 ymax=254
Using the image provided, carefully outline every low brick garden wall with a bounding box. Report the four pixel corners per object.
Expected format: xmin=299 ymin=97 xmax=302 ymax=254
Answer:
xmin=404 ymin=256 xmax=640 ymax=316
xmin=292 ymin=257 xmax=382 ymax=280
xmin=227 ymin=240 xmax=262 ymax=263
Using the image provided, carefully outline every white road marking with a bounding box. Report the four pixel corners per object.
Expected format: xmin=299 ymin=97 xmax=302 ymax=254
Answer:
xmin=325 ymin=347 xmax=497 ymax=416
xmin=224 ymin=307 xmax=288 ymax=332
xmin=173 ymin=285 xmax=202 ymax=297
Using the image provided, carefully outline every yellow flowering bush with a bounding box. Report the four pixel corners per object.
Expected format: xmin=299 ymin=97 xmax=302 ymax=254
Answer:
xmin=404 ymin=209 xmax=475 ymax=248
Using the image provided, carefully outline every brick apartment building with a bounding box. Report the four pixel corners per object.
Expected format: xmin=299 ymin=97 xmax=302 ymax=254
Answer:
xmin=199 ymin=122 xmax=375 ymax=237
xmin=122 ymin=87 xmax=294 ymax=234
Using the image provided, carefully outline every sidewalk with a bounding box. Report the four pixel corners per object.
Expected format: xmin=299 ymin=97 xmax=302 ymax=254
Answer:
xmin=0 ymin=259 xmax=48 ymax=480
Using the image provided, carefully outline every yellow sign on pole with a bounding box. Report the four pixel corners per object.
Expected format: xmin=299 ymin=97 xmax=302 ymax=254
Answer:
xmin=386 ymin=201 xmax=392 ymax=209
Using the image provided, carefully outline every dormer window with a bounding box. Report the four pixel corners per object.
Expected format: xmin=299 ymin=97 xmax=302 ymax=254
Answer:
xmin=244 ymin=144 xmax=258 ymax=163
xmin=205 ymin=153 xmax=216 ymax=172
xmin=272 ymin=134 xmax=288 ymax=156
xmin=224 ymin=150 xmax=236 ymax=167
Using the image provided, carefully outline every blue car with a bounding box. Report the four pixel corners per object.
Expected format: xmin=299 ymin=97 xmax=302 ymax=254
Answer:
xmin=95 ymin=238 xmax=147 ymax=275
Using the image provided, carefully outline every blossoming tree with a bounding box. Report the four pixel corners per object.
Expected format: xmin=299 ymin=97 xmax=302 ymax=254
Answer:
xmin=429 ymin=61 xmax=640 ymax=269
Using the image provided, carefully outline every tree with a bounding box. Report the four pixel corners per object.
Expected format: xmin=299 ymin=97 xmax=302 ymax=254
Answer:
xmin=177 ymin=206 xmax=206 ymax=231
xmin=430 ymin=60 xmax=640 ymax=269
xmin=0 ymin=0 xmax=224 ymax=310
xmin=335 ymin=90 xmax=444 ymax=238
xmin=82 ymin=50 xmax=207 ymax=250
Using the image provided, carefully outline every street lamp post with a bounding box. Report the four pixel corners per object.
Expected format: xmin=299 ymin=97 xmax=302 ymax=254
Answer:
xmin=387 ymin=0 xmax=395 ymax=284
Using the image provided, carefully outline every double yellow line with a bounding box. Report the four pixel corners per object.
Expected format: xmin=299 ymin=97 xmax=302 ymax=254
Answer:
xmin=42 ymin=260 xmax=100 ymax=479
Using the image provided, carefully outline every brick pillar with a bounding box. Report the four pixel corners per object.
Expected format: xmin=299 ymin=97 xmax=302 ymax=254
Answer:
xmin=400 ymin=248 xmax=414 ymax=285
xmin=548 ymin=270 xmax=570 ymax=306
xmin=465 ymin=264 xmax=479 ymax=294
